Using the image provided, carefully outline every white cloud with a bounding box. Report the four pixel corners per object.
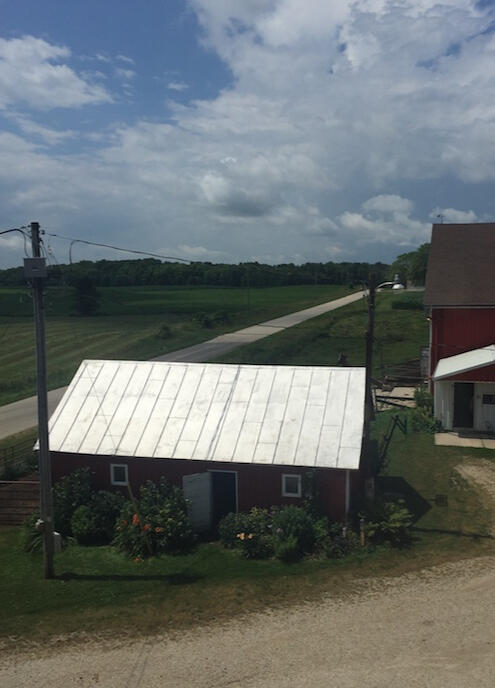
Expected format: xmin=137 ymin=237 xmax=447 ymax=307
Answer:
xmin=0 ymin=36 xmax=111 ymax=110
xmin=168 ymin=81 xmax=189 ymax=91
xmin=2 ymin=2 xmax=495 ymax=268
xmin=116 ymin=54 xmax=135 ymax=65
xmin=430 ymin=207 xmax=478 ymax=223
xmin=115 ymin=67 xmax=136 ymax=82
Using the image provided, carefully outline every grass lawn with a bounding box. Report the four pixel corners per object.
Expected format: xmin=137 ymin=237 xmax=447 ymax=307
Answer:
xmin=2 ymin=411 xmax=494 ymax=645
xmin=213 ymin=290 xmax=428 ymax=377
xmin=0 ymin=284 xmax=352 ymax=405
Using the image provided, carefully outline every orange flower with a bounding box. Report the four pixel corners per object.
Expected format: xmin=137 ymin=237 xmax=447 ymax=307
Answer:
xmin=155 ymin=527 xmax=164 ymax=533
xmin=143 ymin=523 xmax=151 ymax=532
xmin=132 ymin=514 xmax=140 ymax=526
xmin=134 ymin=557 xmax=141 ymax=563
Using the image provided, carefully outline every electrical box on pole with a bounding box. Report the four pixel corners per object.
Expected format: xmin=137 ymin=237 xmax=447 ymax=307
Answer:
xmin=25 ymin=221 xmax=55 ymax=579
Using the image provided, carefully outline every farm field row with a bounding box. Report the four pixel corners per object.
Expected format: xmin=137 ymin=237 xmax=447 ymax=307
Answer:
xmin=0 ymin=284 xmax=351 ymax=406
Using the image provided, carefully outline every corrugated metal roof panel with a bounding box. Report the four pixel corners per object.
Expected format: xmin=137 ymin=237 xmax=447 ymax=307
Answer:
xmin=48 ymin=360 xmax=365 ymax=470
xmin=433 ymin=345 xmax=495 ymax=380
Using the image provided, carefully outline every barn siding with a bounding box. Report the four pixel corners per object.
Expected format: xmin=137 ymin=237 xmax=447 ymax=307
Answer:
xmin=430 ymin=307 xmax=495 ymax=382
xmin=51 ymin=452 xmax=360 ymax=521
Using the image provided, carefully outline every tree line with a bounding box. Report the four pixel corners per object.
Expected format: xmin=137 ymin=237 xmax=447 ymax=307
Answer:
xmin=0 ymin=243 xmax=429 ymax=289
xmin=0 ymin=258 xmax=391 ymax=288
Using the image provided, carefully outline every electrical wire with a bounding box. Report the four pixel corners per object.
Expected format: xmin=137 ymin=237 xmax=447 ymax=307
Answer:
xmin=0 ymin=226 xmax=30 ymax=257
xmin=44 ymin=231 xmax=191 ymax=264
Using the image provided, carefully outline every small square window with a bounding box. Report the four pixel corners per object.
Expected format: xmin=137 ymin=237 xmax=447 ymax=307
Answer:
xmin=282 ymin=474 xmax=302 ymax=498
xmin=111 ymin=463 xmax=128 ymax=486
xmin=482 ymin=394 xmax=495 ymax=405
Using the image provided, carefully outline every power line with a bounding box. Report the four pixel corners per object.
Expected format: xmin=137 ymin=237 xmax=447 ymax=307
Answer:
xmin=44 ymin=231 xmax=192 ymax=264
xmin=0 ymin=226 xmax=30 ymax=257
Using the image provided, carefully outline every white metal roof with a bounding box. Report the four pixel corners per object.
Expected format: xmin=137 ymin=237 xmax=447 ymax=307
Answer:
xmin=433 ymin=345 xmax=495 ymax=380
xmin=48 ymin=360 xmax=365 ymax=470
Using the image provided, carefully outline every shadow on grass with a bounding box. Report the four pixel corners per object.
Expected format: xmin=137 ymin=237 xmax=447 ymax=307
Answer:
xmin=412 ymin=526 xmax=494 ymax=541
xmin=377 ymin=475 xmax=431 ymax=523
xmin=57 ymin=571 xmax=203 ymax=585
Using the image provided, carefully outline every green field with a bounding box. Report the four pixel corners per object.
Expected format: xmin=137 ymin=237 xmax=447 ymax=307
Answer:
xmin=214 ymin=290 xmax=428 ymax=377
xmin=0 ymin=284 xmax=352 ymax=405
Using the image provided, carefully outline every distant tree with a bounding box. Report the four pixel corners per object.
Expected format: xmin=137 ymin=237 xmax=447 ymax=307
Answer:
xmin=73 ymin=276 xmax=101 ymax=316
xmin=391 ymin=243 xmax=430 ymax=286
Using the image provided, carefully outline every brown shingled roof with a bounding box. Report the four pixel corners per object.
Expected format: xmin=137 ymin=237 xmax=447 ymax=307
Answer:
xmin=424 ymin=223 xmax=495 ymax=306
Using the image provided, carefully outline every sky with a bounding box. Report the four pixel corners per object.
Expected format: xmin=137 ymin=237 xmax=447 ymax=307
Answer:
xmin=1 ymin=0 xmax=495 ymax=269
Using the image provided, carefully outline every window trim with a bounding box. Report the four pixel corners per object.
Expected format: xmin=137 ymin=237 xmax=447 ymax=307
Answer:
xmin=110 ymin=463 xmax=129 ymax=486
xmin=282 ymin=473 xmax=302 ymax=498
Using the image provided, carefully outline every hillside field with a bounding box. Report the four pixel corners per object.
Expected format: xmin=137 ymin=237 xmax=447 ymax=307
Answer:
xmin=0 ymin=284 xmax=351 ymax=406
xmin=214 ymin=290 xmax=428 ymax=378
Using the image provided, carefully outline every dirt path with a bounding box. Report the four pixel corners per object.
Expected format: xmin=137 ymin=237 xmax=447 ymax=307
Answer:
xmin=2 ymin=555 xmax=495 ymax=688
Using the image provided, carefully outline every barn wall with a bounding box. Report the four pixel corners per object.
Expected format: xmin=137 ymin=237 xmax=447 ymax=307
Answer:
xmin=51 ymin=452 xmax=361 ymax=522
xmin=430 ymin=308 xmax=495 ymax=381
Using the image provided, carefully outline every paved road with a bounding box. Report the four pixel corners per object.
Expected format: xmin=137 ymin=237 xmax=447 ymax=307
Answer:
xmin=2 ymin=556 xmax=494 ymax=687
xmin=0 ymin=290 xmax=365 ymax=440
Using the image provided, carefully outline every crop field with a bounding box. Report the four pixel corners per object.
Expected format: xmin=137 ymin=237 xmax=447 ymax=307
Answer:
xmin=0 ymin=284 xmax=352 ymax=406
xmin=214 ymin=290 xmax=428 ymax=378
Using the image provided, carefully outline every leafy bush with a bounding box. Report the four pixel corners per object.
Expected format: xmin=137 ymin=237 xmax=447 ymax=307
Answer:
xmin=236 ymin=507 xmax=274 ymax=559
xmin=71 ymin=491 xmax=124 ymax=545
xmin=218 ymin=512 xmax=248 ymax=548
xmin=325 ymin=523 xmax=360 ymax=559
xmin=312 ymin=517 xmax=330 ymax=554
xmin=272 ymin=506 xmax=315 ymax=561
xmin=414 ymin=387 xmax=434 ymax=414
xmin=411 ymin=387 xmax=440 ymax=433
xmin=364 ymin=499 xmax=413 ymax=548
xmin=53 ymin=468 xmax=93 ymax=536
xmin=274 ymin=535 xmax=300 ymax=563
xmin=19 ymin=513 xmax=43 ymax=553
xmin=112 ymin=479 xmax=194 ymax=559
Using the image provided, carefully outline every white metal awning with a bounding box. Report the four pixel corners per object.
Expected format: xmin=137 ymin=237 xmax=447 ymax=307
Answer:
xmin=48 ymin=360 xmax=366 ymax=470
xmin=433 ymin=345 xmax=495 ymax=380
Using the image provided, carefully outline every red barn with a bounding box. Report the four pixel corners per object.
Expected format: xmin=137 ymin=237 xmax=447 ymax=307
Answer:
xmin=48 ymin=360 xmax=366 ymax=529
xmin=424 ymin=223 xmax=495 ymax=431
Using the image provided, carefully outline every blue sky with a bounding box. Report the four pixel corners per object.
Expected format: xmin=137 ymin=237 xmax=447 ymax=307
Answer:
xmin=1 ymin=0 xmax=495 ymax=267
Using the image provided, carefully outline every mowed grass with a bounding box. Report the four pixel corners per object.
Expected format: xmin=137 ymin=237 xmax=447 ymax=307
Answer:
xmin=0 ymin=284 xmax=352 ymax=405
xmin=214 ymin=290 xmax=428 ymax=376
xmin=2 ymin=411 xmax=495 ymax=644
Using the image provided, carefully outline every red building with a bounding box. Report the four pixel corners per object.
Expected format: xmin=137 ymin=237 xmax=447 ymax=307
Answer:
xmin=424 ymin=223 xmax=495 ymax=431
xmin=48 ymin=360 xmax=366 ymax=528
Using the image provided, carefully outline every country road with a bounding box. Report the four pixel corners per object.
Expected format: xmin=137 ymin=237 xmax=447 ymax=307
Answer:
xmin=0 ymin=290 xmax=365 ymax=440
xmin=1 ymin=555 xmax=494 ymax=688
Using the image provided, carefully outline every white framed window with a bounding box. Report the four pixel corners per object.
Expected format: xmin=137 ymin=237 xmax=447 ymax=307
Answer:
xmin=282 ymin=474 xmax=302 ymax=498
xmin=110 ymin=463 xmax=128 ymax=486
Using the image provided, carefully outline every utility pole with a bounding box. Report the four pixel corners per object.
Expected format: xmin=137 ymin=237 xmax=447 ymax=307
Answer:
xmin=364 ymin=273 xmax=376 ymax=498
xmin=25 ymin=221 xmax=55 ymax=579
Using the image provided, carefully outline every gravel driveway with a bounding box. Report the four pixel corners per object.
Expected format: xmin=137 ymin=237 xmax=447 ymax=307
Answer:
xmin=2 ymin=555 xmax=495 ymax=688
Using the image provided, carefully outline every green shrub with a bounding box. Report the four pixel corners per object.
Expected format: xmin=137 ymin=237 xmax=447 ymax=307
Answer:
xmin=70 ymin=505 xmax=95 ymax=545
xmin=70 ymin=492 xmax=124 ymax=545
xmin=312 ymin=517 xmax=330 ymax=554
xmin=53 ymin=468 xmax=93 ymax=536
xmin=237 ymin=531 xmax=274 ymax=559
xmin=218 ymin=512 xmax=248 ymax=548
xmin=112 ymin=479 xmax=194 ymax=559
xmin=272 ymin=506 xmax=315 ymax=560
xmin=411 ymin=387 xmax=440 ymax=433
xmin=19 ymin=513 xmax=43 ymax=553
xmin=364 ymin=499 xmax=413 ymax=548
xmin=325 ymin=523 xmax=360 ymax=559
xmin=274 ymin=534 xmax=300 ymax=563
